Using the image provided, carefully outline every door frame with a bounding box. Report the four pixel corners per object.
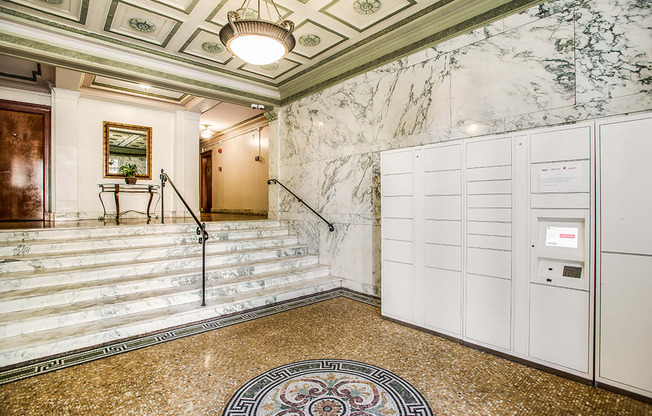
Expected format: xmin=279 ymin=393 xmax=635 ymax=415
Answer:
xmin=200 ymin=150 xmax=213 ymax=213
xmin=0 ymin=99 xmax=52 ymax=219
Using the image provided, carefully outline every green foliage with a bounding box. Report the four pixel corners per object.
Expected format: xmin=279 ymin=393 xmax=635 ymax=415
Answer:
xmin=119 ymin=163 xmax=138 ymax=177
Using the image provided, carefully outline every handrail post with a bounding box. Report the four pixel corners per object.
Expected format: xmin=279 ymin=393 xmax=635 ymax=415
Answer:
xmin=198 ymin=222 xmax=207 ymax=307
xmin=161 ymin=168 xmax=208 ymax=306
xmin=159 ymin=169 xmax=166 ymax=224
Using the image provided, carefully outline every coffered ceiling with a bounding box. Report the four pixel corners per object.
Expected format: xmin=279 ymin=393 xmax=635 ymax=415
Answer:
xmin=0 ymin=0 xmax=542 ymax=106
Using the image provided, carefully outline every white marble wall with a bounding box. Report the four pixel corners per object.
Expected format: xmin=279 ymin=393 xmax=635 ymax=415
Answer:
xmin=273 ymin=0 xmax=652 ymax=295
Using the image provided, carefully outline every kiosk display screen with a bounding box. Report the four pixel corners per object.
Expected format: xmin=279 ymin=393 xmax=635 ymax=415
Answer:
xmin=545 ymin=226 xmax=579 ymax=248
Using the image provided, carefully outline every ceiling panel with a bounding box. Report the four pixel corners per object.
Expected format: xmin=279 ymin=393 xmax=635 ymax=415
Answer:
xmin=0 ymin=0 xmax=545 ymax=104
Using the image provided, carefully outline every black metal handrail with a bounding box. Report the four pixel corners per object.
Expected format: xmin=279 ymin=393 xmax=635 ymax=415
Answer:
xmin=267 ymin=178 xmax=334 ymax=232
xmin=160 ymin=169 xmax=209 ymax=306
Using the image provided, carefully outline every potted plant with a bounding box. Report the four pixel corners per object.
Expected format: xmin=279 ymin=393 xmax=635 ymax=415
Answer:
xmin=119 ymin=163 xmax=139 ymax=184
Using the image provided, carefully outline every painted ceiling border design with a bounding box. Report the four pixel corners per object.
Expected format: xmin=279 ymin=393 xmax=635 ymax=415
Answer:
xmin=0 ymin=62 xmax=41 ymax=82
xmin=2 ymin=0 xmax=89 ymax=24
xmin=90 ymin=75 xmax=189 ymax=101
xmin=290 ymin=18 xmax=348 ymax=60
xmin=104 ymin=0 xmax=184 ymax=48
xmin=280 ymin=0 xmax=546 ymax=104
xmin=0 ymin=6 xmax=277 ymax=87
xmin=151 ymin=0 xmax=201 ymax=15
xmin=319 ymin=0 xmax=416 ymax=33
xmin=237 ymin=58 xmax=302 ymax=80
xmin=178 ymin=27 xmax=234 ymax=65
xmin=0 ymin=32 xmax=282 ymax=105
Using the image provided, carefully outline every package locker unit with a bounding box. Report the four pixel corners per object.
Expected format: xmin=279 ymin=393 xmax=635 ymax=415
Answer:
xmin=381 ymin=112 xmax=651 ymax=399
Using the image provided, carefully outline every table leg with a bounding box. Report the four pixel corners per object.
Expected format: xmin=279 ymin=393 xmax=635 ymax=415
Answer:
xmin=114 ymin=184 xmax=120 ymax=220
xmin=98 ymin=191 xmax=107 ymax=220
xmin=147 ymin=186 xmax=154 ymax=219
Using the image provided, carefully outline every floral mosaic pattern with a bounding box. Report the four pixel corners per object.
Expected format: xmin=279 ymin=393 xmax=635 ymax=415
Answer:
xmin=353 ymin=0 xmax=381 ymax=15
xmin=129 ymin=18 xmax=155 ymax=33
xmin=261 ymin=63 xmax=280 ymax=71
xmin=202 ymin=42 xmax=223 ymax=54
xmin=223 ymin=359 xmax=432 ymax=415
xmin=299 ymin=34 xmax=321 ymax=47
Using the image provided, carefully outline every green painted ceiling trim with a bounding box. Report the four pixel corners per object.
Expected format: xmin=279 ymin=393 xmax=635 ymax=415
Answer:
xmin=151 ymin=0 xmax=201 ymax=15
xmin=91 ymin=80 xmax=189 ymax=102
xmin=103 ymin=0 xmax=184 ymax=48
xmin=2 ymin=0 xmax=89 ymax=24
xmin=0 ymin=33 xmax=281 ymax=105
xmin=0 ymin=6 xmax=277 ymax=88
xmin=290 ymin=19 xmax=348 ymax=61
xmin=280 ymin=0 xmax=544 ymax=105
xmin=0 ymin=62 xmax=41 ymax=82
xmin=278 ymin=0 xmax=457 ymax=88
xmin=319 ymin=0 xmax=417 ymax=34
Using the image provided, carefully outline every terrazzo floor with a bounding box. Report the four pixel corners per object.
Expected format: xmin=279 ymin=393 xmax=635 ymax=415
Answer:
xmin=0 ymin=297 xmax=649 ymax=415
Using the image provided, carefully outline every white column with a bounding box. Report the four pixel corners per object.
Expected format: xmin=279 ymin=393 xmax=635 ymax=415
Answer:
xmin=50 ymin=87 xmax=81 ymax=220
xmin=172 ymin=110 xmax=201 ymax=218
xmin=267 ymin=118 xmax=280 ymax=219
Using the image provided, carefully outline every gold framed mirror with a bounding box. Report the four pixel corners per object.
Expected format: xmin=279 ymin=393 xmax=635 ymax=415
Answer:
xmin=103 ymin=121 xmax=152 ymax=179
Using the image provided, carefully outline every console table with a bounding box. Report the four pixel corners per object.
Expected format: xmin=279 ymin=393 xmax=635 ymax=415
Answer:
xmin=98 ymin=184 xmax=160 ymax=220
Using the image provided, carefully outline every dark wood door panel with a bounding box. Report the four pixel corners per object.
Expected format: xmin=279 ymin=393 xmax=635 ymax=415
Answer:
xmin=0 ymin=109 xmax=45 ymax=220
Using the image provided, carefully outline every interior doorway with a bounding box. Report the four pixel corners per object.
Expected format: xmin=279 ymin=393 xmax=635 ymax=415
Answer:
xmin=200 ymin=150 xmax=212 ymax=213
xmin=0 ymin=99 xmax=51 ymax=221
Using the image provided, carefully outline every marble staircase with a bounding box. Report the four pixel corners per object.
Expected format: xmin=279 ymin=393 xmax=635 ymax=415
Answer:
xmin=0 ymin=220 xmax=341 ymax=368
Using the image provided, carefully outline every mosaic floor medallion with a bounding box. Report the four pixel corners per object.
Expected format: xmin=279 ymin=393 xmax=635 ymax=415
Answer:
xmin=223 ymin=359 xmax=433 ymax=415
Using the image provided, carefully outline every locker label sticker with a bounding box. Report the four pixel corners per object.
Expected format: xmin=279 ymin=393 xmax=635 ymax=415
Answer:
xmin=539 ymin=162 xmax=581 ymax=192
xmin=545 ymin=226 xmax=579 ymax=248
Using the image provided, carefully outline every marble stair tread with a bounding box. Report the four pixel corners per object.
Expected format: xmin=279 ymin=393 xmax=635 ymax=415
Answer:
xmin=0 ymin=234 xmax=299 ymax=262
xmin=0 ymin=243 xmax=309 ymax=275
xmin=0 ymin=254 xmax=321 ymax=303
xmin=0 ymin=227 xmax=292 ymax=257
xmin=0 ymin=220 xmax=283 ymax=244
xmin=0 ymin=253 xmax=319 ymax=296
xmin=0 ymin=263 xmax=330 ymax=324
xmin=0 ymin=275 xmax=343 ymax=367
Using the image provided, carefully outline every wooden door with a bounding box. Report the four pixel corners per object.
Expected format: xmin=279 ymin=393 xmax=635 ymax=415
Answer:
xmin=0 ymin=103 xmax=50 ymax=221
xmin=201 ymin=151 xmax=212 ymax=213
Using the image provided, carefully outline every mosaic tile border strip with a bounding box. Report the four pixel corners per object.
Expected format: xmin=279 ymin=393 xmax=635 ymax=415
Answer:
xmin=0 ymin=288 xmax=379 ymax=385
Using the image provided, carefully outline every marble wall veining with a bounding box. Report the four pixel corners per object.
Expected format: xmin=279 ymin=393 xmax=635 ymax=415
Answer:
xmin=272 ymin=0 xmax=652 ymax=296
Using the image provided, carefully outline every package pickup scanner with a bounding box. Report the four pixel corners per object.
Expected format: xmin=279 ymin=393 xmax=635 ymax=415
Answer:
xmin=530 ymin=210 xmax=590 ymax=291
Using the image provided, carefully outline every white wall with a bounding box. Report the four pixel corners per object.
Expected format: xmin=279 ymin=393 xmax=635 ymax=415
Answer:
xmin=76 ymin=96 xmax=180 ymax=219
xmin=205 ymin=126 xmax=269 ymax=213
xmin=1 ymin=85 xmax=200 ymax=220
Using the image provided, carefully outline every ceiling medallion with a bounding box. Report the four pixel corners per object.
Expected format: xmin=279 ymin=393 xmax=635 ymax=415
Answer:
xmin=260 ymin=63 xmax=279 ymax=70
xmin=299 ymin=34 xmax=321 ymax=47
xmin=202 ymin=42 xmax=224 ymax=53
xmin=353 ymin=0 xmax=381 ymax=15
xmin=129 ymin=18 xmax=156 ymax=33
xmin=218 ymin=0 xmax=296 ymax=65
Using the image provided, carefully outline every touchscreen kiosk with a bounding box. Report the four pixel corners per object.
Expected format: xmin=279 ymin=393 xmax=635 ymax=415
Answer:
xmin=531 ymin=210 xmax=589 ymax=291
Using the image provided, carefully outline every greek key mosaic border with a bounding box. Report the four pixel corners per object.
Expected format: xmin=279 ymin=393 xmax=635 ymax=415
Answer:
xmin=0 ymin=288 xmax=379 ymax=386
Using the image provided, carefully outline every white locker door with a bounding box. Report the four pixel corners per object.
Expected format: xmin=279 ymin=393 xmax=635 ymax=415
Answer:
xmin=422 ymin=144 xmax=462 ymax=336
xmin=599 ymin=115 xmax=652 ymax=397
xmin=465 ymin=137 xmax=513 ymax=350
xmin=381 ymin=150 xmax=415 ymax=322
xmin=600 ymin=253 xmax=652 ymax=394
xmin=466 ymin=274 xmax=511 ymax=350
xmin=529 ymin=284 xmax=590 ymax=373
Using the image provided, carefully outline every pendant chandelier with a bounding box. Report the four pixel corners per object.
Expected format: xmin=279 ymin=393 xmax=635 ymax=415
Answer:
xmin=219 ymin=0 xmax=296 ymax=66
